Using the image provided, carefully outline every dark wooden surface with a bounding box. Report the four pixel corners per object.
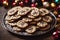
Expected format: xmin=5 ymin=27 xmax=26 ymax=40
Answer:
xmin=0 ymin=7 xmax=54 ymax=40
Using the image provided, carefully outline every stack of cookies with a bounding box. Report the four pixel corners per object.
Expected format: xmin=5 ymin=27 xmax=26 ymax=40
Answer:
xmin=5 ymin=6 xmax=52 ymax=34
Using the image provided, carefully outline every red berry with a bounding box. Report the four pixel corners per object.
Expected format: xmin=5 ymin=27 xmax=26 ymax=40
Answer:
xmin=19 ymin=1 xmax=23 ymax=6
xmin=25 ymin=0 xmax=29 ymax=3
xmin=31 ymin=4 xmax=36 ymax=7
xmin=13 ymin=2 xmax=16 ymax=5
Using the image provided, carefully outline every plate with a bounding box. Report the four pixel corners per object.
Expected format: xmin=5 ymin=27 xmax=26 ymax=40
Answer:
xmin=2 ymin=12 xmax=57 ymax=36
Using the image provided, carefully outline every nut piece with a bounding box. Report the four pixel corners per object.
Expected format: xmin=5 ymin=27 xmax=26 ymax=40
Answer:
xmin=43 ymin=16 xmax=52 ymax=22
xmin=37 ymin=21 xmax=48 ymax=28
xmin=25 ymin=26 xmax=36 ymax=34
xmin=13 ymin=27 xmax=21 ymax=31
xmin=17 ymin=20 xmax=28 ymax=28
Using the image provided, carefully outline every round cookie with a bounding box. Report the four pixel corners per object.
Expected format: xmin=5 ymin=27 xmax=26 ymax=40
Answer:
xmin=5 ymin=15 xmax=12 ymax=21
xmin=8 ymin=22 xmax=17 ymax=26
xmin=30 ymin=22 xmax=37 ymax=25
xmin=25 ymin=26 xmax=36 ymax=34
xmin=23 ymin=7 xmax=31 ymax=12
xmin=17 ymin=6 xmax=22 ymax=10
xmin=17 ymin=8 xmax=29 ymax=16
xmin=13 ymin=27 xmax=21 ymax=32
xmin=22 ymin=18 xmax=32 ymax=22
xmin=17 ymin=20 xmax=28 ymax=28
xmin=7 ymin=7 xmax=18 ymax=15
xmin=34 ymin=17 xmax=41 ymax=21
xmin=28 ymin=14 xmax=35 ymax=19
xmin=43 ymin=16 xmax=52 ymax=22
xmin=39 ymin=8 xmax=49 ymax=16
xmin=37 ymin=21 xmax=48 ymax=28
xmin=10 ymin=15 xmax=21 ymax=20
xmin=5 ymin=16 xmax=14 ymax=22
xmin=30 ymin=7 xmax=39 ymax=17
xmin=39 ymin=25 xmax=50 ymax=31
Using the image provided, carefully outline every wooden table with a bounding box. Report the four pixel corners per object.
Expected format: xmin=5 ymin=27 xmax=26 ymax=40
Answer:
xmin=0 ymin=7 xmax=54 ymax=40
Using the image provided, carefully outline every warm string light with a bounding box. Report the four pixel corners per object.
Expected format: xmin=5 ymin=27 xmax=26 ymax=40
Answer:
xmin=32 ymin=0 xmax=35 ymax=3
xmin=58 ymin=15 xmax=60 ymax=17
xmin=25 ymin=0 xmax=29 ymax=3
xmin=41 ymin=0 xmax=44 ymax=2
xmin=15 ymin=0 xmax=19 ymax=3
xmin=43 ymin=2 xmax=49 ymax=7
xmin=3 ymin=0 xmax=8 ymax=6
xmin=51 ymin=3 xmax=56 ymax=7
xmin=13 ymin=2 xmax=16 ymax=5
xmin=19 ymin=1 xmax=24 ymax=6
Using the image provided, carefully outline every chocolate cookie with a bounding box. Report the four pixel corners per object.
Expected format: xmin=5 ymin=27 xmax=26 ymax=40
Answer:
xmin=39 ymin=25 xmax=50 ymax=31
xmin=25 ymin=26 xmax=36 ymax=34
xmin=17 ymin=20 xmax=28 ymax=28
xmin=13 ymin=27 xmax=21 ymax=32
xmin=43 ymin=16 xmax=52 ymax=22
xmin=37 ymin=21 xmax=48 ymax=28
xmin=22 ymin=18 xmax=32 ymax=22
xmin=39 ymin=8 xmax=49 ymax=16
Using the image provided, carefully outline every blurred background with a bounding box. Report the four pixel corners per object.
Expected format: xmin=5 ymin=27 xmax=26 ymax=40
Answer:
xmin=0 ymin=0 xmax=60 ymax=40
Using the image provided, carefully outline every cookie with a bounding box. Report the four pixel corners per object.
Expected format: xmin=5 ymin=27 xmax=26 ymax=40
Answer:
xmin=17 ymin=8 xmax=28 ymax=16
xmin=37 ymin=21 xmax=48 ymax=28
xmin=10 ymin=15 xmax=21 ymax=20
xmin=39 ymin=25 xmax=50 ymax=31
xmin=5 ymin=16 xmax=15 ymax=22
xmin=23 ymin=7 xmax=31 ymax=12
xmin=39 ymin=8 xmax=49 ymax=16
xmin=34 ymin=17 xmax=41 ymax=21
xmin=30 ymin=22 xmax=37 ymax=25
xmin=30 ymin=7 xmax=39 ymax=17
xmin=8 ymin=22 xmax=17 ymax=26
xmin=5 ymin=15 xmax=12 ymax=21
xmin=7 ymin=7 xmax=18 ymax=15
xmin=25 ymin=26 xmax=36 ymax=34
xmin=17 ymin=20 xmax=28 ymax=28
xmin=28 ymin=14 xmax=35 ymax=19
xmin=43 ymin=16 xmax=52 ymax=22
xmin=13 ymin=27 xmax=21 ymax=31
xmin=22 ymin=18 xmax=32 ymax=22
